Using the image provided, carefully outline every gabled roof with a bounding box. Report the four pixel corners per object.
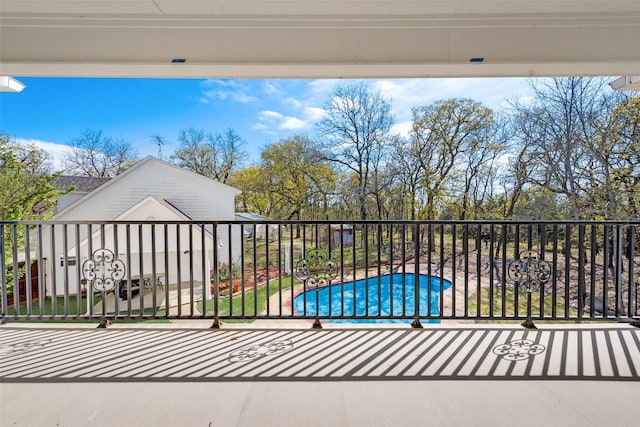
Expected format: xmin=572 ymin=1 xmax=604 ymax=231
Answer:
xmin=53 ymin=156 xmax=241 ymax=219
xmin=88 ymin=156 xmax=242 ymax=196
xmin=235 ymin=212 xmax=271 ymax=221
xmin=52 ymin=175 xmax=111 ymax=193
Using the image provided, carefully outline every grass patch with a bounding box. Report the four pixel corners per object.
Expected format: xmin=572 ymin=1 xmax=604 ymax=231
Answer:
xmin=3 ymin=295 xmax=170 ymax=323
xmin=468 ymin=285 xmax=579 ymax=319
xmin=3 ymin=294 xmax=100 ymax=317
xmin=199 ymin=277 xmax=302 ymax=322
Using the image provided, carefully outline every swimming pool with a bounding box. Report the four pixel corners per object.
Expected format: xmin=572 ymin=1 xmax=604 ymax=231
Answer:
xmin=292 ymin=273 xmax=452 ymax=323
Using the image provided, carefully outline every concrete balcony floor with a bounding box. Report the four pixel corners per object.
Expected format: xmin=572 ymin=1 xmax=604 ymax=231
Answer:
xmin=1 ymin=321 xmax=639 ymax=426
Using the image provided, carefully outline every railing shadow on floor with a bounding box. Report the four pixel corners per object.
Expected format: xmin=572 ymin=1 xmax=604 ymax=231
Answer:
xmin=1 ymin=326 xmax=638 ymax=383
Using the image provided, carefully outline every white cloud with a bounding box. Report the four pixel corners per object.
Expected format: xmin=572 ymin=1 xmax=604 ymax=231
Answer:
xmin=391 ymin=122 xmax=412 ymax=139
xmin=372 ymin=78 xmax=532 ymax=122
xmin=308 ymin=79 xmax=343 ymax=94
xmin=255 ymin=109 xmax=313 ymax=132
xmin=264 ymin=82 xmax=281 ymax=95
xmin=258 ymin=110 xmax=284 ymax=121
xmin=302 ymin=107 xmax=325 ymax=122
xmin=283 ymin=97 xmax=302 ymax=108
xmin=280 ymin=117 xmax=306 ymax=130
xmin=199 ymin=80 xmax=258 ymax=104
xmin=16 ymin=138 xmax=70 ymax=171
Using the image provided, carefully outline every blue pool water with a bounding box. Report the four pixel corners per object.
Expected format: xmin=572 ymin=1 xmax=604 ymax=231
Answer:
xmin=292 ymin=273 xmax=452 ymax=324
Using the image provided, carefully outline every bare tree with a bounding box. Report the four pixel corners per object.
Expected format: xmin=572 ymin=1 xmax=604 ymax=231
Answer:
xmin=170 ymin=127 xmax=246 ymax=184
xmin=509 ymin=78 xmax=605 ymax=220
xmin=64 ymin=129 xmax=138 ymax=177
xmin=411 ymin=98 xmax=495 ymax=219
xmin=317 ymin=82 xmax=394 ymax=220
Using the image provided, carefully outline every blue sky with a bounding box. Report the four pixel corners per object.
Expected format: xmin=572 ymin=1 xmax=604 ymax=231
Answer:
xmin=0 ymin=77 xmax=534 ymax=169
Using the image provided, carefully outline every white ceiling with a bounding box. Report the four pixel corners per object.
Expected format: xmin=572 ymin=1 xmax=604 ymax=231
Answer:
xmin=1 ymin=0 xmax=640 ymax=78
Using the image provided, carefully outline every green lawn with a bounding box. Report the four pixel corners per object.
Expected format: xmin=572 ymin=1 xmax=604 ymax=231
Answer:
xmin=3 ymin=294 xmax=100 ymax=317
xmin=3 ymin=295 xmax=169 ymax=323
xmin=199 ymin=277 xmax=302 ymax=322
xmin=468 ymin=285 xmax=579 ymax=319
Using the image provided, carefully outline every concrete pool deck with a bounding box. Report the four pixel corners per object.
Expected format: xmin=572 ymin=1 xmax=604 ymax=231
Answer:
xmin=1 ymin=321 xmax=639 ymax=426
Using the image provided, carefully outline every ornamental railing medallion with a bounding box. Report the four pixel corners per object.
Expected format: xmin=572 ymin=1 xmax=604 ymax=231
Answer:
xmin=507 ymin=249 xmax=552 ymax=329
xmin=82 ymin=248 xmax=126 ymax=293
xmin=507 ymin=249 xmax=552 ymax=293
xmin=295 ymin=248 xmax=339 ymax=290
xmin=295 ymin=248 xmax=339 ymax=328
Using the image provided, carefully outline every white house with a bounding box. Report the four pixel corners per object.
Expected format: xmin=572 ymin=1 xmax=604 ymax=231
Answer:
xmin=40 ymin=156 xmax=243 ymax=297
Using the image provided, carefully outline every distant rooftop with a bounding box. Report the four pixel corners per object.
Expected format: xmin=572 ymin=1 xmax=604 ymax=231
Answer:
xmin=235 ymin=212 xmax=271 ymax=221
xmin=53 ymin=175 xmax=111 ymax=193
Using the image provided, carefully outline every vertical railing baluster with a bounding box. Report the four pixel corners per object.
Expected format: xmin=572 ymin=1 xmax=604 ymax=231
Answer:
xmin=37 ymin=225 xmax=45 ymax=318
xmin=125 ymin=224 xmax=132 ymax=316
xmin=50 ymin=224 xmax=57 ymax=317
xmin=564 ymin=224 xmax=572 ymax=318
xmin=401 ymin=224 xmax=407 ymax=318
xmin=627 ymin=225 xmax=636 ymax=318
xmin=411 ymin=222 xmax=422 ymax=328
xmin=377 ymin=223 xmax=382 ymax=319
xmin=62 ymin=224 xmax=69 ymax=317
xmin=501 ymin=224 xmax=508 ymax=319
xmin=552 ymin=224 xmax=558 ymax=319
xmin=339 ymin=223 xmax=345 ymax=318
xmin=86 ymin=224 xmax=92 ymax=318
xmin=24 ymin=224 xmax=32 ymax=317
xmin=188 ymin=224 xmax=194 ymax=317
xmin=589 ymin=224 xmax=597 ymax=318
xmin=164 ymin=223 xmax=169 ymax=319
xmin=151 ymin=223 xmax=158 ymax=317
xmin=513 ymin=223 xmax=520 ymax=319
xmin=176 ymin=224 xmax=182 ymax=317
xmin=476 ymin=224 xmax=481 ymax=318
xmin=211 ymin=223 xmax=220 ymax=328
xmin=75 ymin=224 xmax=82 ymax=318
xmin=615 ymin=224 xmax=623 ymax=318
xmin=451 ymin=223 xmax=456 ymax=319
xmin=352 ymin=224 xmax=356 ymax=318
xmin=240 ymin=224 xmax=247 ymax=318
xmin=252 ymin=225 xmax=258 ymax=318
xmin=200 ymin=224 xmax=206 ymax=319
xmin=364 ymin=223 xmax=369 ymax=318
xmin=539 ymin=224 xmax=546 ymax=318
xmin=113 ymin=223 xmax=119 ymax=318
xmin=265 ymin=223 xmax=270 ymax=317
xmin=138 ymin=223 xmax=145 ymax=317
xmin=227 ymin=223 xmax=233 ymax=317
xmin=327 ymin=223 xmax=333 ymax=319
xmin=389 ymin=224 xmax=394 ymax=318
xmin=289 ymin=224 xmax=295 ymax=318
xmin=301 ymin=224 xmax=307 ymax=318
xmin=463 ymin=223 xmax=469 ymax=319
xmin=577 ymin=224 xmax=585 ymax=319
xmin=277 ymin=222 xmax=283 ymax=317
xmin=489 ymin=223 xmax=495 ymax=318
xmin=0 ymin=224 xmax=6 ymax=319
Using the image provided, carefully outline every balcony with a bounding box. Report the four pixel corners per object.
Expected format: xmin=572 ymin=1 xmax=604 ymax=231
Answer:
xmin=2 ymin=219 xmax=639 ymax=426
xmin=2 ymin=219 xmax=638 ymax=327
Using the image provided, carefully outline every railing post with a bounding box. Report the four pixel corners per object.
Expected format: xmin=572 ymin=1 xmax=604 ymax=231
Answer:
xmin=411 ymin=222 xmax=422 ymax=329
